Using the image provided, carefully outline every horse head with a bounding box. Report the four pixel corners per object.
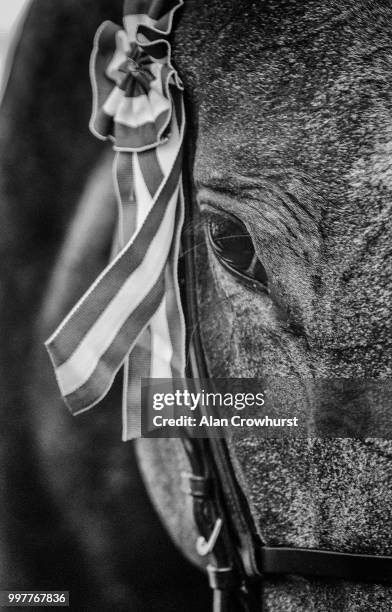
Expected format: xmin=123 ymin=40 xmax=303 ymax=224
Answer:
xmin=2 ymin=1 xmax=392 ymax=610
xmin=137 ymin=1 xmax=392 ymax=609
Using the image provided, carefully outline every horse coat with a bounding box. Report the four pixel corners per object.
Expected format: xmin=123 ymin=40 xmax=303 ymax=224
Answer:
xmin=1 ymin=1 xmax=392 ymax=611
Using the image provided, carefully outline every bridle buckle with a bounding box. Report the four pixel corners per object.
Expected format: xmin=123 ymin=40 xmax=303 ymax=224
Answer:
xmin=196 ymin=518 xmax=223 ymax=557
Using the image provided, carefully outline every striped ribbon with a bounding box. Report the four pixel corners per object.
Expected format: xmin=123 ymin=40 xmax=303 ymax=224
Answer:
xmin=45 ymin=0 xmax=185 ymax=440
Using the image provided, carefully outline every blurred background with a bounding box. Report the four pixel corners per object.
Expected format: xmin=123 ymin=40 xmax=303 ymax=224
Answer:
xmin=0 ymin=0 xmax=30 ymax=84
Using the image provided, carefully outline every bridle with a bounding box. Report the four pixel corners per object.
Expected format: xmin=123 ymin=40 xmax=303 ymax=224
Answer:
xmin=180 ymin=177 xmax=392 ymax=612
xmin=181 ymin=187 xmax=261 ymax=611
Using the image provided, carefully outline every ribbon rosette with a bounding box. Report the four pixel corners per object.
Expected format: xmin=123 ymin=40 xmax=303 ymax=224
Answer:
xmin=90 ymin=0 xmax=183 ymax=151
xmin=45 ymin=0 xmax=185 ymax=440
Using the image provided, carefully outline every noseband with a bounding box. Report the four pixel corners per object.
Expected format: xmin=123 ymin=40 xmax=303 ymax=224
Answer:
xmin=181 ymin=192 xmax=392 ymax=611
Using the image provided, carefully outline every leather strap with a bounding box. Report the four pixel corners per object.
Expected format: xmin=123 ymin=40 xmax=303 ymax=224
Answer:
xmin=258 ymin=546 xmax=392 ymax=583
xmin=181 ymin=162 xmax=261 ymax=612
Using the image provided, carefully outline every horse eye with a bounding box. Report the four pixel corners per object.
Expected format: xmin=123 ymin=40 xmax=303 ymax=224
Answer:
xmin=207 ymin=214 xmax=268 ymax=291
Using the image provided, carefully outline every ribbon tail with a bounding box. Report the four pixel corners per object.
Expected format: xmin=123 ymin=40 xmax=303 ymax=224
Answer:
xmin=122 ymin=327 xmax=152 ymax=441
xmin=45 ymin=96 xmax=185 ymax=422
xmin=123 ymin=185 xmax=185 ymax=440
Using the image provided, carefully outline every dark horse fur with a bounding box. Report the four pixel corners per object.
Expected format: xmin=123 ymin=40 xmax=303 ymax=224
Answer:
xmin=1 ymin=1 xmax=392 ymax=611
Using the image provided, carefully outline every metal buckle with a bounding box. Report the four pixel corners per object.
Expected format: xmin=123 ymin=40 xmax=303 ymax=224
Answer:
xmin=196 ymin=518 xmax=223 ymax=556
xmin=180 ymin=471 xmax=210 ymax=498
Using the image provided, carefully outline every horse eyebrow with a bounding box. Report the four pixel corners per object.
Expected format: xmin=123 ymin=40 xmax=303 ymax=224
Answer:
xmin=195 ymin=170 xmax=317 ymax=213
xmin=196 ymin=167 xmax=321 ymax=255
xmin=197 ymin=178 xmax=317 ymax=222
xmin=195 ymin=171 xmax=293 ymax=196
xmin=197 ymin=182 xmax=320 ymax=265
